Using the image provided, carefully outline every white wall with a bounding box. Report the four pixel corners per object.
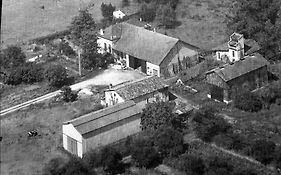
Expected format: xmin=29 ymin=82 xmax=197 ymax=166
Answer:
xmin=113 ymin=10 xmax=126 ymax=19
xmin=104 ymin=90 xmax=125 ymax=106
xmin=146 ymin=62 xmax=160 ymax=77
xmin=216 ymin=51 xmax=229 ymax=61
xmin=97 ymin=37 xmax=113 ymax=54
xmin=62 ymin=124 xmax=83 ymax=158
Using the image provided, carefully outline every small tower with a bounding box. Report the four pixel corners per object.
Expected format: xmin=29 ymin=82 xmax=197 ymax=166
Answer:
xmin=228 ymin=33 xmax=244 ymax=62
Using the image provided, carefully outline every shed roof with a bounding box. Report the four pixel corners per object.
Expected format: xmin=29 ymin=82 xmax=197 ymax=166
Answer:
xmin=64 ymin=101 xmax=142 ymax=135
xmin=110 ymin=76 xmax=168 ymax=100
xmin=113 ymin=22 xmax=179 ymax=65
xmin=206 ymin=53 xmax=269 ymax=82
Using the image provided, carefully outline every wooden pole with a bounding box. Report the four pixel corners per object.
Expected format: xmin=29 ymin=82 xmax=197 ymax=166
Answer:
xmin=78 ymin=50 xmax=82 ymax=76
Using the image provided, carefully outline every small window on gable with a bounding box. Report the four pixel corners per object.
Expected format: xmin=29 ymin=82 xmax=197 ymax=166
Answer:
xmin=232 ymin=51 xmax=235 ymax=57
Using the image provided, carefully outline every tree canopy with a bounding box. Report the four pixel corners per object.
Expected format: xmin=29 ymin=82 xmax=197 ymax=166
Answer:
xmin=45 ymin=64 xmax=70 ymax=88
xmin=140 ymin=101 xmax=176 ymax=130
xmin=1 ymin=45 xmax=26 ymax=69
xmin=228 ymin=0 xmax=281 ymax=61
xmin=101 ymin=3 xmax=116 ymax=21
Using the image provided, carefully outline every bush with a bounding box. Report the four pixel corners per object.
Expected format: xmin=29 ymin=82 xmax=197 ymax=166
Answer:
xmin=100 ymin=146 xmax=125 ymax=174
xmin=45 ymin=64 xmax=69 ymax=88
xmin=192 ymin=106 xmax=231 ymax=142
xmin=4 ymin=63 xmax=44 ymax=85
xmin=250 ymin=139 xmax=276 ymax=165
xmin=154 ymin=127 xmax=186 ymax=158
xmin=43 ymin=156 xmax=95 ymax=175
xmin=83 ymin=149 xmax=102 ymax=169
xmin=139 ymin=4 xmax=156 ymax=22
xmin=1 ymin=45 xmax=26 ymax=69
xmin=131 ymin=138 xmax=162 ymax=168
xmin=58 ymin=42 xmax=76 ymax=56
xmin=234 ymin=90 xmax=263 ymax=112
xmin=101 ymin=3 xmax=115 ymax=21
xmin=61 ymin=86 xmax=78 ymax=102
xmin=177 ymin=154 xmax=205 ymax=175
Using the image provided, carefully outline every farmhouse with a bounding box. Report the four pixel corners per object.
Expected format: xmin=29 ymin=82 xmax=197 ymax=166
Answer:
xmin=206 ymin=53 xmax=269 ymax=103
xmin=62 ymin=100 xmax=142 ymax=158
xmin=211 ymin=33 xmax=261 ymax=63
xmin=97 ymin=22 xmax=199 ymax=77
xmin=104 ymin=76 xmax=169 ymax=108
xmin=113 ymin=6 xmax=140 ymax=19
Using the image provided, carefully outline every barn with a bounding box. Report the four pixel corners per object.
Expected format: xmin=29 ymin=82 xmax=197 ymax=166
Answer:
xmin=62 ymin=100 xmax=142 ymax=157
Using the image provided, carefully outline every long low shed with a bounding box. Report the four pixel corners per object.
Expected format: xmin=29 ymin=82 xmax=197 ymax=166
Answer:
xmin=62 ymin=100 xmax=142 ymax=157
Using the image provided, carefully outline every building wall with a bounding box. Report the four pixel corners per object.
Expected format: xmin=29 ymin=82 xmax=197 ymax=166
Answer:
xmin=227 ymin=66 xmax=268 ymax=100
xmin=62 ymin=124 xmax=83 ymax=158
xmin=97 ymin=37 xmax=113 ymax=54
xmin=216 ymin=51 xmax=229 ymax=61
xmin=83 ymin=115 xmax=141 ymax=154
xmin=104 ymin=90 xmax=125 ymax=106
xmin=113 ymin=10 xmax=126 ymax=19
xmin=146 ymin=62 xmax=160 ymax=77
xmin=160 ymin=41 xmax=198 ymax=77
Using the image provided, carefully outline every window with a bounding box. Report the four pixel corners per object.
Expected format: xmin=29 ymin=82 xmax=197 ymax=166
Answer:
xmin=104 ymin=43 xmax=107 ymax=51
xmin=232 ymin=51 xmax=235 ymax=57
xmin=108 ymin=44 xmax=112 ymax=53
xmin=67 ymin=136 xmax=78 ymax=155
xmin=153 ymin=69 xmax=158 ymax=76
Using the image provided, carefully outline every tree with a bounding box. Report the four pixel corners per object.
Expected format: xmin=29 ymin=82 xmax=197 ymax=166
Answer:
xmin=177 ymin=154 xmax=205 ymax=175
xmin=58 ymin=42 xmax=76 ymax=56
xmin=45 ymin=64 xmax=69 ymax=88
xmin=233 ymin=90 xmax=263 ymax=112
xmin=228 ymin=0 xmax=281 ymax=61
xmin=61 ymin=86 xmax=78 ymax=102
xmin=69 ymin=9 xmax=96 ymax=45
xmin=100 ymin=146 xmax=125 ymax=174
xmin=101 ymin=3 xmax=116 ymax=21
xmin=205 ymin=156 xmax=233 ymax=175
xmin=43 ymin=156 xmax=95 ymax=175
xmin=1 ymin=45 xmax=26 ymax=69
xmin=4 ymin=63 xmax=44 ymax=85
xmin=192 ymin=105 xmax=231 ymax=142
xmin=156 ymin=4 xmax=176 ymax=28
xmin=154 ymin=127 xmax=186 ymax=157
xmin=140 ymin=101 xmax=176 ymax=130
xmin=250 ymin=139 xmax=276 ymax=165
xmin=131 ymin=137 xmax=162 ymax=168
xmin=121 ymin=0 xmax=130 ymax=7
xmin=139 ymin=3 xmax=156 ymax=22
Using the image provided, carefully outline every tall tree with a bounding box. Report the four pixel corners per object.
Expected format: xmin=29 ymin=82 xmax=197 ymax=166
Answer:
xmin=156 ymin=4 xmax=176 ymax=28
xmin=228 ymin=0 xmax=281 ymax=61
xmin=69 ymin=9 xmax=96 ymax=45
xmin=101 ymin=3 xmax=116 ymax=21
xmin=1 ymin=45 xmax=26 ymax=69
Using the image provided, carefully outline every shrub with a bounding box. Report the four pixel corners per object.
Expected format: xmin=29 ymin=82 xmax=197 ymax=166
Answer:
xmin=131 ymin=138 xmax=162 ymax=168
xmin=45 ymin=64 xmax=69 ymax=88
xmin=58 ymin=42 xmax=76 ymax=56
xmin=177 ymin=154 xmax=205 ymax=175
xmin=153 ymin=127 xmax=186 ymax=158
xmin=139 ymin=4 xmax=156 ymax=22
xmin=101 ymin=3 xmax=116 ymax=21
xmin=100 ymin=146 xmax=125 ymax=174
xmin=234 ymin=90 xmax=263 ymax=112
xmin=250 ymin=139 xmax=276 ymax=165
xmin=4 ymin=63 xmax=44 ymax=85
xmin=193 ymin=106 xmax=231 ymax=142
xmin=61 ymin=86 xmax=78 ymax=102
xmin=1 ymin=45 xmax=26 ymax=69
xmin=83 ymin=149 xmax=102 ymax=169
xmin=205 ymin=156 xmax=234 ymax=175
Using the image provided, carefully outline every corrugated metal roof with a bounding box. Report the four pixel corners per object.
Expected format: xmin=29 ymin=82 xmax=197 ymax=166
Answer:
xmin=207 ymin=53 xmax=269 ymax=82
xmin=64 ymin=101 xmax=142 ymax=135
xmin=111 ymin=76 xmax=168 ymax=100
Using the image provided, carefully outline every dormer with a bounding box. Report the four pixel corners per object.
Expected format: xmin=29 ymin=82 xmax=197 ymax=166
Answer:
xmin=228 ymin=33 xmax=244 ymax=62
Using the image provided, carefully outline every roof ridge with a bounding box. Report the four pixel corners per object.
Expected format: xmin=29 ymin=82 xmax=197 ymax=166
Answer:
xmin=65 ymin=101 xmax=136 ymax=126
xmin=113 ymin=75 xmax=156 ymax=90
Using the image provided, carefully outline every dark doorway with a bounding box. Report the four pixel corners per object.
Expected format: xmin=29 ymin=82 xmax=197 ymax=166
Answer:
xmin=210 ymin=85 xmax=224 ymax=102
xmin=129 ymin=56 xmax=147 ymax=74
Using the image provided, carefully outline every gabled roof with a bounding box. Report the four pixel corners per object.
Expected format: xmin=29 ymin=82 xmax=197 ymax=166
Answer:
xmin=119 ymin=6 xmax=140 ymax=16
xmin=64 ymin=101 xmax=142 ymax=135
xmin=113 ymin=22 xmax=179 ymax=65
xmin=109 ymin=76 xmax=168 ymax=100
xmin=206 ymin=53 xmax=269 ymax=82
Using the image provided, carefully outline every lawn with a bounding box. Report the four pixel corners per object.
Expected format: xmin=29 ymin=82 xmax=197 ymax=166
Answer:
xmin=1 ymin=0 xmax=122 ymax=46
xmin=155 ymin=0 xmax=232 ymax=50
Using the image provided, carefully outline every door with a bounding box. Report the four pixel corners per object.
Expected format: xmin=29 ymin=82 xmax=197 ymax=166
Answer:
xmin=210 ymin=85 xmax=224 ymax=102
xmin=67 ymin=136 xmax=78 ymax=155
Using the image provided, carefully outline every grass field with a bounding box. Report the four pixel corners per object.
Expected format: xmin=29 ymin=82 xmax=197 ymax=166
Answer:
xmin=1 ymin=0 xmax=122 ymax=46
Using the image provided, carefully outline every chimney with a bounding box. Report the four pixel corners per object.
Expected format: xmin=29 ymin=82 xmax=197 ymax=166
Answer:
xmin=100 ymin=29 xmax=104 ymax=35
